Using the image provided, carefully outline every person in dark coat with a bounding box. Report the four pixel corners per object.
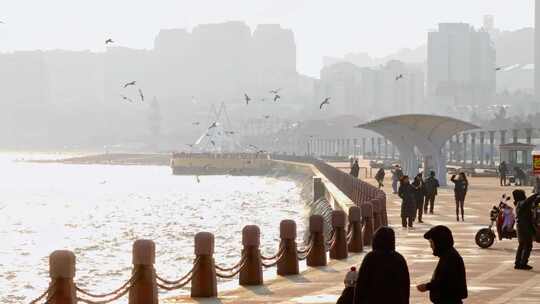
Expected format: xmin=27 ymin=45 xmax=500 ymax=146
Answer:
xmin=399 ymin=176 xmax=417 ymax=228
xmin=375 ymin=167 xmax=385 ymax=189
xmin=336 ymin=267 xmax=357 ymax=304
xmin=354 ymin=227 xmax=410 ymax=304
xmin=412 ymin=173 xmax=425 ymax=223
xmin=350 ymin=159 xmax=360 ymax=178
xmin=451 ymin=173 xmax=468 ymax=221
xmin=513 ymin=190 xmax=538 ymax=270
xmin=417 ymin=225 xmax=468 ymax=304
xmin=499 ymin=161 xmax=508 ymax=186
xmin=424 ymin=171 xmax=440 ymax=214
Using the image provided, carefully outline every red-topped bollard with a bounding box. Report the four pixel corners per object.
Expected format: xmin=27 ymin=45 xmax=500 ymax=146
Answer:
xmin=329 ymin=210 xmax=348 ymax=260
xmin=361 ymin=203 xmax=374 ymax=246
xmin=48 ymin=250 xmax=76 ymax=304
xmin=307 ymin=215 xmax=327 ymax=267
xmin=191 ymin=232 xmax=217 ymax=297
xmin=277 ymin=220 xmax=299 ymax=276
xmin=129 ymin=240 xmax=158 ymax=304
xmin=348 ymin=206 xmax=364 ymax=252
xmin=239 ymin=225 xmax=263 ymax=286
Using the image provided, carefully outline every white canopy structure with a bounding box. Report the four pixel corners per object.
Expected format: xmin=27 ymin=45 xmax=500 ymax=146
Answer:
xmin=356 ymin=114 xmax=479 ymax=186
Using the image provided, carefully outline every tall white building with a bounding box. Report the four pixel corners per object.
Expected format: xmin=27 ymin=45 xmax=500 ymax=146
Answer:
xmin=427 ymin=23 xmax=495 ymax=106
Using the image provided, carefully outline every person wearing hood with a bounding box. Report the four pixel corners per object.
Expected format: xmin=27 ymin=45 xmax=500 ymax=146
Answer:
xmin=375 ymin=167 xmax=385 ymax=189
xmin=350 ymin=159 xmax=360 ymax=178
xmin=354 ymin=227 xmax=410 ymax=304
xmin=399 ymin=176 xmax=417 ymax=228
xmin=417 ymin=225 xmax=467 ymax=304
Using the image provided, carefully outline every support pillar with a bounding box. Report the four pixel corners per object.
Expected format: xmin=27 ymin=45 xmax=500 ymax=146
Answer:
xmin=471 ymin=133 xmax=476 ymax=165
xmin=130 ymin=240 xmax=158 ymax=303
xmin=479 ymin=131 xmax=485 ymax=165
xmin=239 ymin=226 xmax=263 ymax=286
xmin=489 ymin=131 xmax=495 ymax=166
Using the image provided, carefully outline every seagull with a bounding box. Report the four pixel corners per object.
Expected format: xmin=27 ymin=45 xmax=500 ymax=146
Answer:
xmin=186 ymin=144 xmax=194 ymax=148
xmin=319 ymin=97 xmax=331 ymax=109
xmin=395 ymin=74 xmax=404 ymax=81
xmin=105 ymin=38 xmax=114 ymax=44
xmin=192 ymin=122 xmax=201 ymax=126
xmin=225 ymin=131 xmax=235 ymax=135
xmin=138 ymin=89 xmax=144 ymax=101
xmin=123 ymin=81 xmax=136 ymax=88
xmin=208 ymin=122 xmax=218 ymax=129
xmin=273 ymin=94 xmax=281 ymax=102
xmin=210 ymin=140 xmax=216 ymax=146
xmin=121 ymin=95 xmax=134 ymax=103
xmin=196 ymin=175 xmax=201 ymax=183
xmin=495 ymin=66 xmax=504 ymax=71
xmin=263 ymin=115 xmax=270 ymax=119
xmin=244 ymin=93 xmax=251 ymax=105
xmin=269 ymin=88 xmax=281 ymax=94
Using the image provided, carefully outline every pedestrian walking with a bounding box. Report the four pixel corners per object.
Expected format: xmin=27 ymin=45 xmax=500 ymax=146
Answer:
xmin=398 ymin=176 xmax=416 ymax=228
xmin=350 ymin=159 xmax=360 ymax=178
xmin=391 ymin=165 xmax=403 ymax=194
xmin=417 ymin=225 xmax=468 ymax=304
xmin=336 ymin=267 xmax=357 ymax=304
xmin=412 ymin=173 xmax=425 ymax=223
xmin=513 ymin=190 xmax=538 ymax=270
xmin=375 ymin=167 xmax=385 ymax=189
xmin=499 ymin=161 xmax=508 ymax=186
xmin=451 ymin=173 xmax=468 ymax=221
xmin=354 ymin=227 xmax=410 ymax=304
xmin=424 ymin=171 xmax=440 ymax=214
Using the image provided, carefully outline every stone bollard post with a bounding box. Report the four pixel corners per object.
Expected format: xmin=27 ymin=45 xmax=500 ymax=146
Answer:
xmin=313 ymin=177 xmax=325 ymax=202
xmin=348 ymin=206 xmax=364 ymax=252
xmin=306 ymin=215 xmax=327 ymax=267
xmin=191 ymin=232 xmax=217 ymax=297
xmin=329 ymin=210 xmax=348 ymax=260
xmin=48 ymin=250 xmax=76 ymax=304
xmin=239 ymin=225 xmax=263 ymax=286
xmin=129 ymin=240 xmax=158 ymax=304
xmin=277 ymin=220 xmax=299 ymax=276
xmin=361 ymin=203 xmax=374 ymax=246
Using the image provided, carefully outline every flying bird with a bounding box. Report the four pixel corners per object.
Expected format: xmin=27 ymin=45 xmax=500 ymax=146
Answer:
xmin=273 ymin=94 xmax=281 ymax=102
xmin=244 ymin=93 xmax=251 ymax=105
xmin=263 ymin=115 xmax=270 ymax=119
xmin=123 ymin=81 xmax=136 ymax=88
xmin=192 ymin=122 xmax=201 ymax=126
xmin=395 ymin=74 xmax=404 ymax=81
xmin=225 ymin=131 xmax=235 ymax=135
xmin=121 ymin=95 xmax=134 ymax=103
xmin=208 ymin=122 xmax=218 ymax=129
xmin=210 ymin=140 xmax=216 ymax=146
xmin=269 ymin=88 xmax=281 ymax=94
xmin=495 ymin=66 xmax=504 ymax=71
xmin=319 ymin=97 xmax=331 ymax=109
xmin=105 ymin=39 xmax=114 ymax=44
xmin=186 ymin=144 xmax=194 ymax=148
xmin=249 ymin=144 xmax=260 ymax=150
xmin=196 ymin=175 xmax=201 ymax=183
xmin=138 ymin=89 xmax=144 ymax=101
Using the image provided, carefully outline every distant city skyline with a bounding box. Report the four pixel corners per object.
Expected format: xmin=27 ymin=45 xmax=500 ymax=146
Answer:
xmin=0 ymin=0 xmax=535 ymax=77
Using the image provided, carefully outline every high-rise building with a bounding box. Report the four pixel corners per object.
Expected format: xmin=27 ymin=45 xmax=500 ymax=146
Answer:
xmin=535 ymin=0 xmax=540 ymax=100
xmin=427 ymin=23 xmax=496 ymax=106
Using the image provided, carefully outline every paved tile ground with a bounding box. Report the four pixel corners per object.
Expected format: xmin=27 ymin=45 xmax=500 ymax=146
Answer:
xmin=169 ymin=163 xmax=540 ymax=303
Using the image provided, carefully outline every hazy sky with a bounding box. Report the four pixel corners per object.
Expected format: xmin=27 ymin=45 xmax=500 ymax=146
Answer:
xmin=0 ymin=0 xmax=535 ymax=76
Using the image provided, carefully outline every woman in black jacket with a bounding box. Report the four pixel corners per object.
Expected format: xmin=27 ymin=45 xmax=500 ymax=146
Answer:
xmin=412 ymin=173 xmax=425 ymax=223
xmin=417 ymin=225 xmax=468 ymax=304
xmin=451 ymin=173 xmax=468 ymax=221
xmin=354 ymin=227 xmax=410 ymax=304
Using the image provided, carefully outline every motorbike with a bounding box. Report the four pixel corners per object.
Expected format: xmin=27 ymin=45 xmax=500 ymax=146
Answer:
xmin=475 ymin=194 xmax=516 ymax=248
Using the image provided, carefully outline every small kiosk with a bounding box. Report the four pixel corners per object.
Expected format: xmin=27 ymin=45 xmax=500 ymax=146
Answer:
xmin=499 ymin=143 xmax=535 ymax=185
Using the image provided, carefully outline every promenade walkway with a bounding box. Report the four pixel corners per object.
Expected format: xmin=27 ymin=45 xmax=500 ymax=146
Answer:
xmin=169 ymin=161 xmax=540 ymax=303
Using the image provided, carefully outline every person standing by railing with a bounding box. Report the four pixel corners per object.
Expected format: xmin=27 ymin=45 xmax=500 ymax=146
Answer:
xmin=350 ymin=159 xmax=360 ymax=178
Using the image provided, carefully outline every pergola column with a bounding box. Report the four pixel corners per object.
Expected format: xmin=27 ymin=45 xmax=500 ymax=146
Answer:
xmin=489 ymin=131 xmax=495 ymax=166
xmin=462 ymin=133 xmax=468 ymax=165
xmin=479 ymin=131 xmax=485 ymax=166
xmin=526 ymin=129 xmax=533 ymax=144
xmin=471 ymin=133 xmax=476 ymax=165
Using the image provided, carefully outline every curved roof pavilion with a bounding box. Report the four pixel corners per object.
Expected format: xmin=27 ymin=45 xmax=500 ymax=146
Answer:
xmin=356 ymin=114 xmax=479 ymax=186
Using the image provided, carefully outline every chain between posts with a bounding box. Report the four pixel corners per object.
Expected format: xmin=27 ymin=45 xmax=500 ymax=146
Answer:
xmin=155 ymin=258 xmax=200 ymax=286
xmin=261 ymin=246 xmax=287 ymax=268
xmin=74 ymin=271 xmax=139 ymax=304
xmin=75 ymin=270 xmax=139 ymax=299
xmin=215 ymin=254 xmax=247 ymax=272
xmin=260 ymin=245 xmax=285 ymax=261
xmin=296 ymin=236 xmax=313 ymax=254
xmin=215 ymin=256 xmax=249 ymax=278
xmin=28 ymin=283 xmax=55 ymax=304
